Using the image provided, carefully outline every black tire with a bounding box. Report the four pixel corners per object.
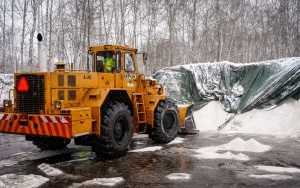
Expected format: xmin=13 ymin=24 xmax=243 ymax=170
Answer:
xmin=93 ymin=102 xmax=133 ymax=158
xmin=32 ymin=137 xmax=71 ymax=150
xmin=149 ymin=100 xmax=179 ymax=143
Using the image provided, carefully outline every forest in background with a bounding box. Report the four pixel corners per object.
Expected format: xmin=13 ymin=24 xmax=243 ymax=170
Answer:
xmin=0 ymin=0 xmax=299 ymax=75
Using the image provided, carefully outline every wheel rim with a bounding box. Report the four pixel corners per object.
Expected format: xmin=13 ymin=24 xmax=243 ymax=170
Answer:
xmin=163 ymin=110 xmax=176 ymax=133
xmin=114 ymin=117 xmax=128 ymax=145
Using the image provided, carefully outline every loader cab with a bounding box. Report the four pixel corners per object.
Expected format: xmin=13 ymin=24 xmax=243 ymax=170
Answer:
xmin=87 ymin=45 xmax=138 ymax=74
xmin=87 ymin=45 xmax=142 ymax=91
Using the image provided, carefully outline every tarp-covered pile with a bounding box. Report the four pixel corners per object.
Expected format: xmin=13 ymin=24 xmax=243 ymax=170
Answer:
xmin=152 ymin=57 xmax=300 ymax=113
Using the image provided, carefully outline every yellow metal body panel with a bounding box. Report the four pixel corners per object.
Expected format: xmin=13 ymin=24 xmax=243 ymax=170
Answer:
xmin=70 ymin=107 xmax=92 ymax=136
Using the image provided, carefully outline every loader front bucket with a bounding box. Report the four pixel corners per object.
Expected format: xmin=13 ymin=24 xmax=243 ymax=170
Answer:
xmin=178 ymin=104 xmax=199 ymax=134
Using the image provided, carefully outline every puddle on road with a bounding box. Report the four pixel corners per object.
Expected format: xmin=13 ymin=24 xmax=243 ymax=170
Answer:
xmin=0 ymin=136 xmax=199 ymax=187
xmin=1 ymin=134 xmax=300 ymax=187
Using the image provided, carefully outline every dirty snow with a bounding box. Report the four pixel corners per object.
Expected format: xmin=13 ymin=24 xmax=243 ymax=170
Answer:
xmin=247 ymin=165 xmax=300 ymax=180
xmin=38 ymin=163 xmax=64 ymax=176
xmin=0 ymin=152 xmax=33 ymax=168
xmin=166 ymin=173 xmax=191 ymax=180
xmin=69 ymin=177 xmax=124 ymax=187
xmin=129 ymin=146 xmax=163 ymax=152
xmin=0 ymin=174 xmax=49 ymax=188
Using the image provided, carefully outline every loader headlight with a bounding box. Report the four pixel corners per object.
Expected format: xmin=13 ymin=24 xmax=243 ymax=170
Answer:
xmin=3 ymin=100 xmax=12 ymax=108
xmin=54 ymin=100 xmax=62 ymax=110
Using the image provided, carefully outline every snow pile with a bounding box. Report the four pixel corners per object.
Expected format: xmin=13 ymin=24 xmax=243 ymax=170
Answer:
xmin=195 ymin=137 xmax=271 ymax=153
xmin=38 ymin=163 xmax=64 ymax=176
xmin=166 ymin=173 xmax=191 ymax=180
xmin=70 ymin=177 xmax=124 ymax=187
xmin=193 ymin=98 xmax=300 ymax=138
xmin=193 ymin=137 xmax=271 ymax=161
xmin=193 ymin=101 xmax=233 ymax=132
xmin=193 ymin=151 xmax=250 ymax=161
xmin=0 ymin=174 xmax=49 ymax=188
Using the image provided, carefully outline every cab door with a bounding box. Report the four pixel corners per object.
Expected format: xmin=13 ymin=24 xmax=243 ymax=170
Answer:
xmin=122 ymin=51 xmax=138 ymax=92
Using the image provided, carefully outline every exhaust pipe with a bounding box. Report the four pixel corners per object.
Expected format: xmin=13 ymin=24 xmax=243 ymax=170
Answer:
xmin=37 ymin=33 xmax=47 ymax=72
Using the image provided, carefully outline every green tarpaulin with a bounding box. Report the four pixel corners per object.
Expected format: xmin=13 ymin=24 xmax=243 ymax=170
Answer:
xmin=152 ymin=57 xmax=300 ymax=113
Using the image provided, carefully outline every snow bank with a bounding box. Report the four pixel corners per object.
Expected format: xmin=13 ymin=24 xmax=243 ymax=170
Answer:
xmin=193 ymin=98 xmax=300 ymax=138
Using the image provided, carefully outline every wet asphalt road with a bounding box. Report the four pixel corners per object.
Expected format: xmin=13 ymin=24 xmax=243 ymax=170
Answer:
xmin=0 ymin=132 xmax=300 ymax=187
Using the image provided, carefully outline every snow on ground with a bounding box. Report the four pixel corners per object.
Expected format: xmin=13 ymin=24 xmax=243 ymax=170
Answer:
xmin=38 ymin=163 xmax=64 ymax=176
xmin=0 ymin=152 xmax=33 ymax=168
xmin=167 ymin=137 xmax=186 ymax=145
xmin=69 ymin=177 xmax=124 ymax=187
xmin=129 ymin=146 xmax=163 ymax=153
xmin=0 ymin=174 xmax=49 ymax=188
xmin=165 ymin=173 xmax=191 ymax=180
xmin=248 ymin=174 xmax=293 ymax=180
xmin=255 ymin=165 xmax=300 ymax=173
xmin=246 ymin=165 xmax=300 ymax=181
xmin=193 ymin=98 xmax=300 ymax=138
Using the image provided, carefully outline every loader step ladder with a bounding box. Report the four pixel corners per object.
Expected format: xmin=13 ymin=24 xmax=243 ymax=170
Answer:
xmin=133 ymin=94 xmax=147 ymax=124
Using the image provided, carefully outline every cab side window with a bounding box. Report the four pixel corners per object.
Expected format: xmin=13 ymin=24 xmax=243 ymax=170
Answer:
xmin=125 ymin=52 xmax=135 ymax=72
xmin=96 ymin=52 xmax=105 ymax=72
xmin=115 ymin=51 xmax=121 ymax=73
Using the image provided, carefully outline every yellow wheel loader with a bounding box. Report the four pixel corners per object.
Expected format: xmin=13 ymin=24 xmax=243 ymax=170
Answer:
xmin=0 ymin=35 xmax=197 ymax=157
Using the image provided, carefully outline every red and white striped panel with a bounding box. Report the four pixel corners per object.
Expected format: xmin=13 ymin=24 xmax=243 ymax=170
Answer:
xmin=0 ymin=113 xmax=72 ymax=139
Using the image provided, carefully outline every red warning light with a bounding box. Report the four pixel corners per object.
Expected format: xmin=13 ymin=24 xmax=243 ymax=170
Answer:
xmin=17 ymin=76 xmax=29 ymax=92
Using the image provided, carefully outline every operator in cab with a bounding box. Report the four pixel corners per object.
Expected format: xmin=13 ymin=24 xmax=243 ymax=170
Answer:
xmin=104 ymin=52 xmax=115 ymax=72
